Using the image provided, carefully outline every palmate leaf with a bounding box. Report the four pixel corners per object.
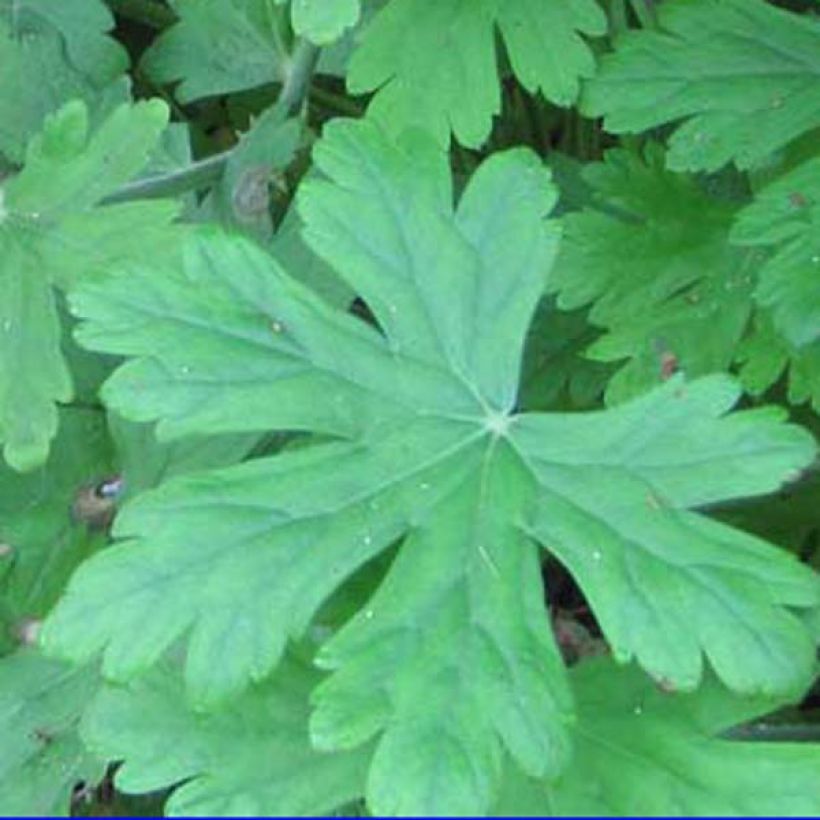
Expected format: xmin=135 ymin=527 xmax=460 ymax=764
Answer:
xmin=731 ymin=156 xmax=820 ymax=348
xmin=81 ymin=653 xmax=370 ymax=816
xmin=496 ymin=658 xmax=820 ymax=816
xmin=348 ymin=0 xmax=605 ymax=148
xmin=549 ymin=145 xmax=756 ymax=405
xmin=0 ymin=100 xmax=179 ymax=470
xmin=0 ymin=650 xmax=103 ymax=817
xmin=0 ymin=0 xmax=128 ymax=163
xmin=583 ymin=0 xmax=820 ymax=172
xmin=42 ymin=120 xmax=819 ymax=815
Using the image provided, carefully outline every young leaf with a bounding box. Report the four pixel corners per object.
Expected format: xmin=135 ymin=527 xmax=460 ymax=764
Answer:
xmin=81 ymin=654 xmax=370 ymax=816
xmin=0 ymin=0 xmax=128 ymax=162
xmin=0 ymin=650 xmax=103 ymax=816
xmin=42 ymin=120 xmax=818 ymax=815
xmin=496 ymin=657 xmax=820 ymax=816
xmin=141 ymin=0 xmax=289 ymax=102
xmin=731 ymin=156 xmax=820 ymax=348
xmin=0 ymin=99 xmax=178 ymax=470
xmin=583 ymin=0 xmax=820 ymax=171
xmin=348 ymin=0 xmax=605 ymax=147
xmin=549 ymin=145 xmax=755 ymax=404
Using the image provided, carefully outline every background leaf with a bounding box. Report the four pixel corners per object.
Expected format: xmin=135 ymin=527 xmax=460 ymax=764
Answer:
xmin=583 ymin=0 xmax=820 ymax=171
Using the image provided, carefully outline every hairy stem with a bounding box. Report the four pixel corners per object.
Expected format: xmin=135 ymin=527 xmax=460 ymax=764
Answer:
xmin=102 ymin=39 xmax=320 ymax=205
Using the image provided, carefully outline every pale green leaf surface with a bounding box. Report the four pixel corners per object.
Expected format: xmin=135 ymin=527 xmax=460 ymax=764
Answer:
xmin=0 ymin=100 xmax=178 ymax=470
xmin=496 ymin=658 xmax=820 ymax=816
xmin=142 ymin=0 xmax=288 ymax=102
xmin=43 ymin=121 xmax=819 ymax=815
xmin=81 ymin=655 xmax=369 ymax=816
xmin=583 ymin=0 xmax=820 ymax=172
xmin=731 ymin=156 xmax=820 ymax=348
xmin=348 ymin=0 xmax=605 ymax=147
xmin=0 ymin=0 xmax=128 ymax=162
xmin=0 ymin=650 xmax=103 ymax=817
xmin=549 ymin=146 xmax=755 ymax=405
xmin=512 ymin=376 xmax=819 ymax=695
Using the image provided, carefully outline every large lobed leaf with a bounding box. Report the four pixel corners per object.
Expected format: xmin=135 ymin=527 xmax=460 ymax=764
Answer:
xmin=583 ymin=0 xmax=820 ymax=172
xmin=0 ymin=100 xmax=179 ymax=470
xmin=348 ymin=0 xmax=606 ymax=147
xmin=42 ymin=119 xmax=819 ymax=814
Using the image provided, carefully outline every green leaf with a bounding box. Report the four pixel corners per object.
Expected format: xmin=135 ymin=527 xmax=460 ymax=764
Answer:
xmin=549 ymin=145 xmax=755 ymax=405
xmin=731 ymin=156 xmax=820 ymax=348
xmin=42 ymin=120 xmax=819 ymax=814
xmin=496 ymin=658 xmax=820 ymax=816
xmin=348 ymin=0 xmax=605 ymax=147
xmin=287 ymin=0 xmax=360 ymax=45
xmin=81 ymin=654 xmax=369 ymax=816
xmin=0 ymin=99 xmax=178 ymax=470
xmin=583 ymin=0 xmax=820 ymax=172
xmin=141 ymin=0 xmax=289 ymax=103
xmin=0 ymin=650 xmax=103 ymax=817
xmin=738 ymin=314 xmax=820 ymax=413
xmin=0 ymin=0 xmax=129 ymax=162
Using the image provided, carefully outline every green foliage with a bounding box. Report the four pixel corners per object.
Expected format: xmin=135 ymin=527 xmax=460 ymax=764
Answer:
xmin=348 ymin=0 xmax=606 ymax=147
xmin=82 ymin=652 xmax=369 ymax=816
xmin=1 ymin=0 xmax=819 ymax=816
xmin=731 ymin=156 xmax=820 ymax=348
xmin=0 ymin=650 xmax=103 ymax=816
xmin=0 ymin=100 xmax=178 ymax=470
xmin=497 ymin=658 xmax=820 ymax=816
xmin=584 ymin=0 xmax=820 ymax=171
xmin=0 ymin=0 xmax=128 ymax=162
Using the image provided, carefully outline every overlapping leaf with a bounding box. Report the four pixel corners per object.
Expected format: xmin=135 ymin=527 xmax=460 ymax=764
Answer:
xmin=583 ymin=0 xmax=820 ymax=171
xmin=0 ymin=100 xmax=179 ymax=470
xmin=549 ymin=145 xmax=755 ymax=404
xmin=0 ymin=0 xmax=129 ymax=162
xmin=731 ymin=156 xmax=820 ymax=348
xmin=348 ymin=0 xmax=605 ymax=147
xmin=42 ymin=120 xmax=819 ymax=814
xmin=81 ymin=654 xmax=369 ymax=816
xmin=496 ymin=658 xmax=820 ymax=816
xmin=0 ymin=650 xmax=103 ymax=816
